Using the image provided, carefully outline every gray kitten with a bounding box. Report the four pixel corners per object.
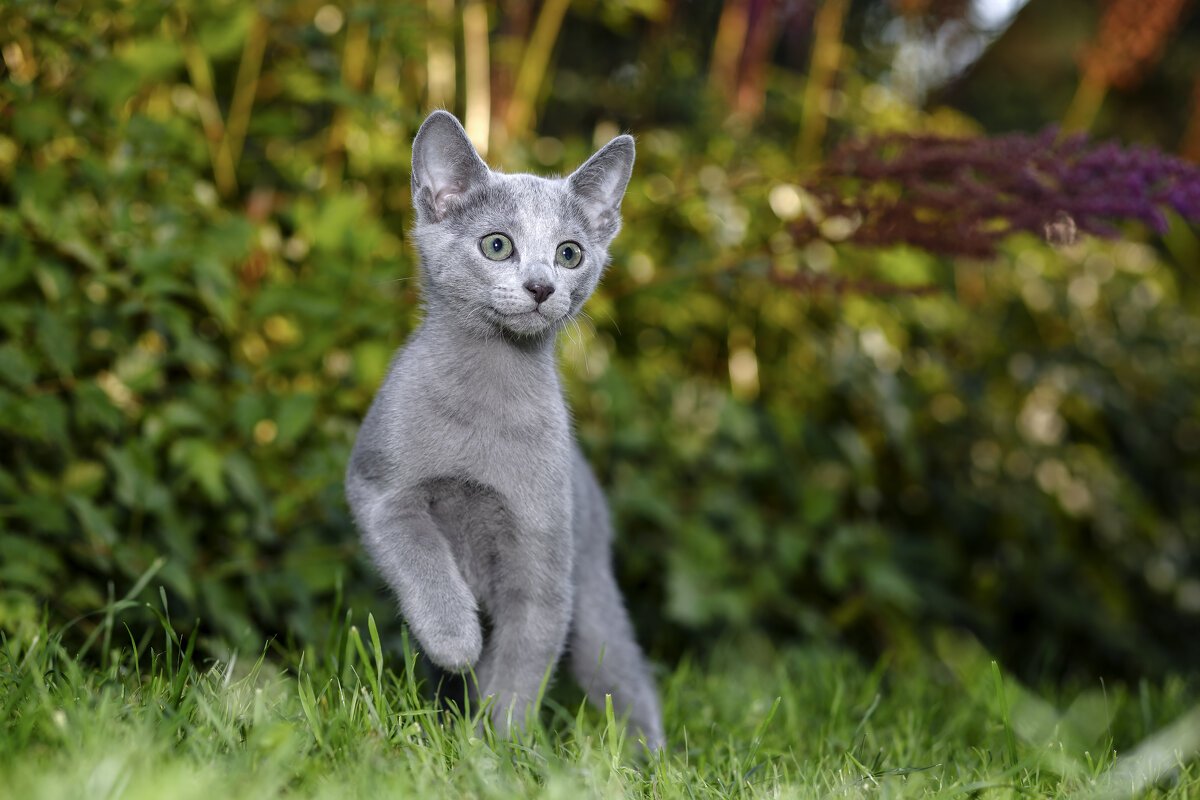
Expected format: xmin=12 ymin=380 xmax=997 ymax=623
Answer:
xmin=345 ymin=111 xmax=664 ymax=749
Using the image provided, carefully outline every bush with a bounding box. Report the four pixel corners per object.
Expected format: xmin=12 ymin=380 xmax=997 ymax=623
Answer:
xmin=2 ymin=0 xmax=1198 ymax=680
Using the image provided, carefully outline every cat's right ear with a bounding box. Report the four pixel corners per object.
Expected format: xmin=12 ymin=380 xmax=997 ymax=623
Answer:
xmin=411 ymin=111 xmax=490 ymax=222
xmin=567 ymin=134 xmax=635 ymax=242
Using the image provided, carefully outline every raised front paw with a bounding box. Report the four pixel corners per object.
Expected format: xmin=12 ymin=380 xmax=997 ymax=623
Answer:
xmin=415 ymin=609 xmax=483 ymax=671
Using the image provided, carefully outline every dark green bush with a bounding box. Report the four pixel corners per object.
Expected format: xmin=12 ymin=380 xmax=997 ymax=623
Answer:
xmin=2 ymin=0 xmax=1197 ymax=680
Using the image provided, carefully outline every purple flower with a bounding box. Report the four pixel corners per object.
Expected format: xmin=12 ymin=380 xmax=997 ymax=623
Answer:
xmin=796 ymin=127 xmax=1200 ymax=258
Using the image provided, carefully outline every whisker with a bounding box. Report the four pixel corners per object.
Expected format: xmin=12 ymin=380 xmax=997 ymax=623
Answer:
xmin=597 ymin=309 xmax=620 ymax=335
xmin=577 ymin=311 xmax=599 ymax=337
xmin=561 ymin=316 xmax=579 ymax=354
xmin=571 ymin=318 xmax=591 ymax=374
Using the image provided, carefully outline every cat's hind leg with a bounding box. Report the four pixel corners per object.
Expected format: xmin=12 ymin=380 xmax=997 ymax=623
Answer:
xmin=568 ymin=462 xmax=664 ymax=750
xmin=568 ymin=553 xmax=665 ymax=750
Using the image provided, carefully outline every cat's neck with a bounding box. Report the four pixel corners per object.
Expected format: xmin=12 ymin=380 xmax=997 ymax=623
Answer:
xmin=413 ymin=306 xmax=560 ymax=386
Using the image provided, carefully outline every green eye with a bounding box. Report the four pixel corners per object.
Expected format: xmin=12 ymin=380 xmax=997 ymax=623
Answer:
xmin=556 ymin=241 xmax=583 ymax=269
xmin=480 ymin=233 xmax=514 ymax=261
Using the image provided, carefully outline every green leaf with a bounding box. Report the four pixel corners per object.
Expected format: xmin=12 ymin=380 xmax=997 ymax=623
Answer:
xmin=801 ymin=485 xmax=838 ymax=526
xmin=10 ymin=493 xmax=71 ymax=535
xmin=275 ymin=393 xmax=317 ymax=448
xmin=60 ymin=238 xmax=107 ymax=272
xmin=223 ymin=451 xmax=267 ymax=508
xmin=0 ymin=343 xmax=36 ymax=389
xmin=104 ymin=444 xmax=171 ymax=514
xmin=73 ymin=382 xmax=124 ymax=435
xmin=10 ymin=97 xmax=64 ymax=145
xmin=35 ymin=308 xmax=77 ymax=375
xmin=160 ymin=400 xmax=210 ymax=434
xmin=0 ymin=234 xmax=34 ymax=293
xmin=352 ymin=341 xmax=391 ymax=390
xmin=116 ymin=36 xmax=184 ymax=82
xmin=196 ymin=6 xmax=255 ymax=59
xmin=62 ymin=460 xmax=107 ymax=497
xmin=311 ymin=194 xmax=370 ymax=253
xmin=193 ymin=254 xmax=237 ymax=327
xmin=66 ymin=494 xmax=120 ymax=548
xmin=233 ymin=393 xmax=267 ymax=438
xmin=78 ymin=59 xmax=140 ymax=110
xmin=32 ymin=394 xmax=70 ymax=445
xmin=0 ymin=533 xmax=62 ymax=589
xmin=169 ymin=438 xmax=228 ymax=504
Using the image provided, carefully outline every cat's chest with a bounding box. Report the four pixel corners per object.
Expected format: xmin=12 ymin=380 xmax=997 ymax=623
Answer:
xmin=386 ymin=334 xmax=572 ymax=479
xmin=392 ymin=371 xmax=567 ymax=473
xmin=404 ymin=384 xmax=573 ymax=535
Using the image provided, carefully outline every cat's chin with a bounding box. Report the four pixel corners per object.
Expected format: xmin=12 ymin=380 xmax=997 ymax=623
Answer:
xmin=486 ymin=307 xmax=561 ymax=338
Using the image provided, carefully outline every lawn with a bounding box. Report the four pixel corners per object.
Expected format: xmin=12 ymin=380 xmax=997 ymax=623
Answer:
xmin=2 ymin=602 xmax=1198 ymax=800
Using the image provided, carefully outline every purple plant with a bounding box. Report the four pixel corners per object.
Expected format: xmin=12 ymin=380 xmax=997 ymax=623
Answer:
xmin=796 ymin=127 xmax=1200 ymax=259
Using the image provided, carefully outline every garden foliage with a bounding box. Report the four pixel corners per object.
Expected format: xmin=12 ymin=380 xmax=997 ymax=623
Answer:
xmin=1 ymin=0 xmax=1199 ymax=681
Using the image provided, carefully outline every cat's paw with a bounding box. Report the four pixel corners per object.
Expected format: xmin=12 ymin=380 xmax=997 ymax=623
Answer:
xmin=418 ymin=614 xmax=483 ymax=671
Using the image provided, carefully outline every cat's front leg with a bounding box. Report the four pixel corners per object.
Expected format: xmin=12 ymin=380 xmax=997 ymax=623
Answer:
xmin=473 ymin=510 xmax=574 ymax=735
xmin=476 ymin=575 xmax=574 ymax=734
xmin=357 ymin=487 xmax=483 ymax=670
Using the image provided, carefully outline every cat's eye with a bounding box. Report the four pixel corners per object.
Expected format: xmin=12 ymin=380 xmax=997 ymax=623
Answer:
xmin=480 ymin=233 xmax=514 ymax=261
xmin=556 ymin=241 xmax=583 ymax=269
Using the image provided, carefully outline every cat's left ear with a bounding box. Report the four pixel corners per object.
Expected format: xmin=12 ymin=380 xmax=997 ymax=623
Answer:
xmin=411 ymin=110 xmax=490 ymax=222
xmin=568 ymin=135 xmax=635 ymax=242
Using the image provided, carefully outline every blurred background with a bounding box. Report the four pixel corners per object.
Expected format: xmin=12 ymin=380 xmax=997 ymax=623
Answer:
xmin=2 ymin=0 xmax=1199 ymax=685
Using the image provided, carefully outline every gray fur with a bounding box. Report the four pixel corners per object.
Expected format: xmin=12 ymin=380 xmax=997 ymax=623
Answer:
xmin=346 ymin=110 xmax=663 ymax=749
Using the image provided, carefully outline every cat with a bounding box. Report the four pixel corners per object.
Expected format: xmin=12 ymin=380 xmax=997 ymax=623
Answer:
xmin=345 ymin=110 xmax=664 ymax=750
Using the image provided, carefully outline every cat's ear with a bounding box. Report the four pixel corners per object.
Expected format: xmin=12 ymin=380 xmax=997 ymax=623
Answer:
xmin=568 ymin=134 xmax=635 ymax=241
xmin=411 ymin=111 xmax=490 ymax=222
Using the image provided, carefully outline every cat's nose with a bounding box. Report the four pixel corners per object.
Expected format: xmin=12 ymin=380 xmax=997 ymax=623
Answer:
xmin=524 ymin=280 xmax=555 ymax=304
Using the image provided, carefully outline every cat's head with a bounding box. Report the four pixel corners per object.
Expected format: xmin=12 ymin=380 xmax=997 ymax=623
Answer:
xmin=410 ymin=111 xmax=634 ymax=341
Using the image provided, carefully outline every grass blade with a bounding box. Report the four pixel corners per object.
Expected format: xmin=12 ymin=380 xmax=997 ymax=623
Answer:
xmin=992 ymin=660 xmax=1019 ymax=768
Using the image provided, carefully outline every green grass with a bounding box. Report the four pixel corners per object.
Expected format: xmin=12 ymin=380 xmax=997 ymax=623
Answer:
xmin=2 ymin=603 xmax=1198 ymax=800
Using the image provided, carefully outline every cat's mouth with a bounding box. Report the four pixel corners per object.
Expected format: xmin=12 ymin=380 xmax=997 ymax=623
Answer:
xmin=486 ymin=306 xmax=561 ymax=335
xmin=488 ymin=306 xmax=545 ymax=319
